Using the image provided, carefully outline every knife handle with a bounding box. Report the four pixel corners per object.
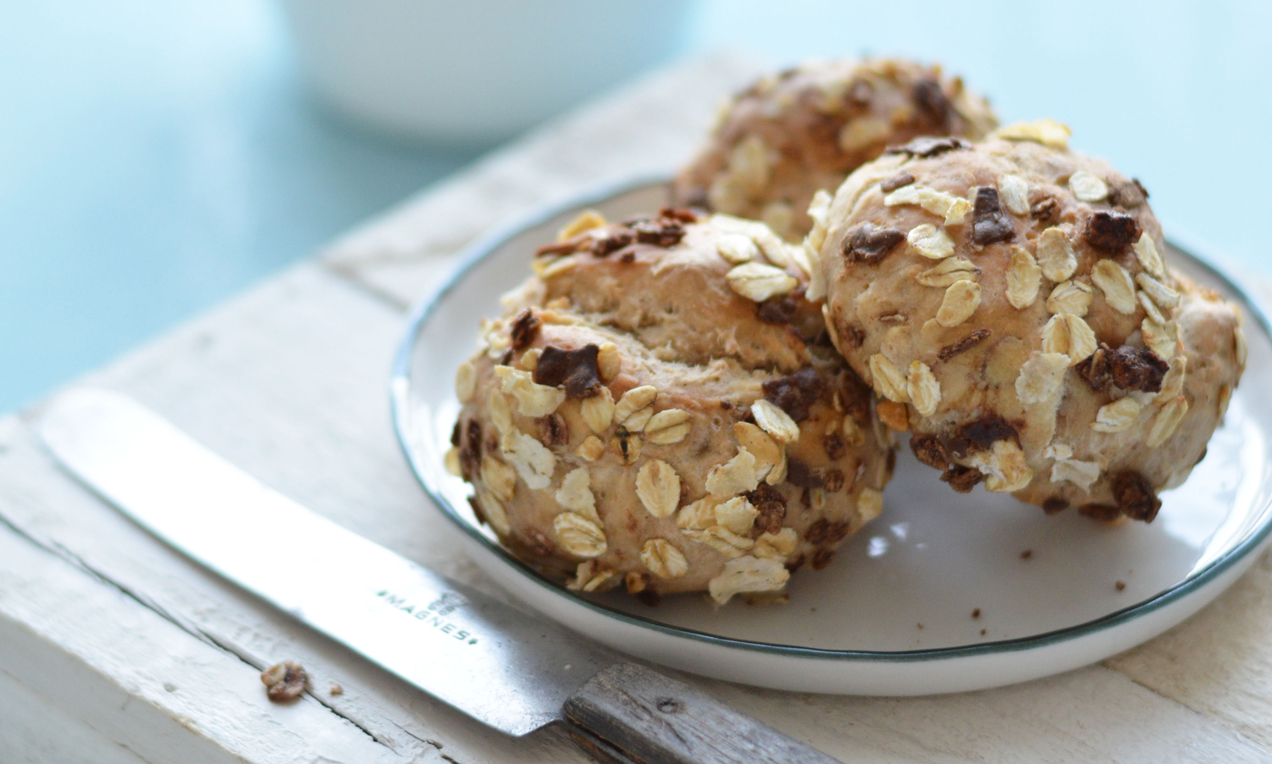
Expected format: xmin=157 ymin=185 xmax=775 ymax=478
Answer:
xmin=563 ymin=663 xmax=841 ymax=764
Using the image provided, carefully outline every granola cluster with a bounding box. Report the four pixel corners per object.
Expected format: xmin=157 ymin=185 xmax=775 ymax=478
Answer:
xmin=447 ymin=210 xmax=894 ymax=604
xmin=816 ymin=124 xmax=1245 ymax=520
xmin=673 ymin=59 xmax=998 ymax=242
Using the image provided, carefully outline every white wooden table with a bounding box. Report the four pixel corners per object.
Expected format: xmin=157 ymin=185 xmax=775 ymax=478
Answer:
xmin=4 ymin=56 xmax=1272 ymax=764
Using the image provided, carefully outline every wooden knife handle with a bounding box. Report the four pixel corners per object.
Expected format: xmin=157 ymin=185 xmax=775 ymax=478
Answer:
xmin=563 ymin=663 xmax=841 ymax=764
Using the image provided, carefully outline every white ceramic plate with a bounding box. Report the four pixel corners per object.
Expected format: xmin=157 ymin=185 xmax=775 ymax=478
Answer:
xmin=391 ymin=177 xmax=1272 ymax=695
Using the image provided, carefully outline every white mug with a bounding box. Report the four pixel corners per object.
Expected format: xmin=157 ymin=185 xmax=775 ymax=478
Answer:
xmin=281 ymin=0 xmax=698 ymax=146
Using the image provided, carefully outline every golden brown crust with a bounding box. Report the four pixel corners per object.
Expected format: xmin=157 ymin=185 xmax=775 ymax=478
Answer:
xmin=673 ymin=58 xmax=998 ymax=241
xmin=450 ymin=210 xmax=894 ymax=603
xmin=817 ymin=125 xmax=1244 ymax=521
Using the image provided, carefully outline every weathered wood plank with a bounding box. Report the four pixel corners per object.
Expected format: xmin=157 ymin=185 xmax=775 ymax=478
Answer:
xmin=0 ymin=667 xmax=150 ymax=764
xmin=0 ymin=515 xmax=411 ymax=764
xmin=322 ymin=54 xmax=763 ymax=308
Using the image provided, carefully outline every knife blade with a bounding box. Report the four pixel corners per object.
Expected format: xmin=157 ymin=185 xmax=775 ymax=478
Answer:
xmin=36 ymin=388 xmax=840 ymax=764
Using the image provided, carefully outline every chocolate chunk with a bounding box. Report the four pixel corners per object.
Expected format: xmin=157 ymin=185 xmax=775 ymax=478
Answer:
xmin=534 ymin=239 xmax=583 ymax=257
xmin=823 ymin=469 xmax=846 ymax=492
xmin=1112 ymin=470 xmax=1161 ymax=522
xmin=658 ymin=206 xmax=698 ymax=224
xmin=498 ymin=348 xmax=514 ymax=366
xmin=1078 ymin=503 xmax=1122 ymax=522
xmin=971 ymin=187 xmax=1014 ymax=245
xmin=1075 ymin=345 xmax=1111 ymax=391
xmin=938 ymin=328 xmax=991 ymax=361
xmin=589 ymin=228 xmax=634 ymax=257
xmin=823 ymin=431 xmax=847 ymax=460
xmin=1084 ymin=210 xmax=1141 ymax=253
xmin=1030 ymin=197 xmax=1060 ymax=225
xmin=467 ymin=495 xmax=487 ymax=526
xmin=746 ymin=484 xmax=786 ymax=534
xmin=762 ymin=368 xmax=825 ymax=421
xmin=880 ymin=171 xmax=915 ymax=193
xmin=786 ymin=457 xmax=825 ymax=489
xmin=450 ymin=421 xmax=461 ymax=447
xmin=844 ymin=224 xmax=905 ymax=265
xmin=810 ymin=549 xmax=836 ymax=570
xmin=757 ymin=296 xmax=799 ymax=325
xmin=533 ymin=344 xmax=602 ymax=398
xmin=509 ymin=308 xmax=541 ymax=351
xmin=1106 ymin=345 xmax=1168 ymax=393
xmin=886 ymin=449 xmax=897 ymax=476
xmin=941 ymin=465 xmax=983 ymax=493
xmin=805 ymin=519 xmax=850 ymax=545
xmin=885 ymin=135 xmax=971 ymax=158
xmin=632 ymin=219 xmax=685 ymax=247
xmin=538 ymin=413 xmax=568 ymax=447
xmin=459 ymin=419 xmax=482 ymax=481
xmin=843 ymin=323 xmax=865 ymax=348
xmin=947 ymin=415 xmax=1019 ymax=458
xmin=1108 ymin=178 xmax=1149 ymax=209
xmin=1043 ymin=497 xmax=1070 ymax=514
xmin=910 ymin=434 xmax=949 ymax=470
xmin=912 ymin=78 xmax=952 ymax=126
xmin=785 ymin=554 xmax=806 ymax=572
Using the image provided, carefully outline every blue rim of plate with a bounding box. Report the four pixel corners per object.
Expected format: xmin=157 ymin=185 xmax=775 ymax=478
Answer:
xmin=390 ymin=174 xmax=1272 ymax=663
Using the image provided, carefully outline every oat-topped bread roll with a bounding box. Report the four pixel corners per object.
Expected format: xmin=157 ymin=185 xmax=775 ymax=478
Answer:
xmin=812 ymin=122 xmax=1245 ymax=521
xmin=672 ymin=58 xmax=998 ymax=242
xmin=448 ymin=208 xmax=894 ymax=604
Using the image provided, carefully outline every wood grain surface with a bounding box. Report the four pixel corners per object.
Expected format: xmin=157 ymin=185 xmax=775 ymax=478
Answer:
xmin=3 ymin=54 xmax=1272 ymax=764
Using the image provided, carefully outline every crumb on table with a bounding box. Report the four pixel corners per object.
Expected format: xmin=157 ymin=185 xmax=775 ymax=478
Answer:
xmin=261 ymin=661 xmax=309 ymax=702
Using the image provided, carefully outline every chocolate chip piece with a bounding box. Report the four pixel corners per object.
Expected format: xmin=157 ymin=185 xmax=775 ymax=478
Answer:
xmin=757 ymin=296 xmax=799 ymax=325
xmin=823 ymin=469 xmax=846 ymax=493
xmin=590 ymin=228 xmax=634 ymax=257
xmin=910 ymin=434 xmax=949 ymax=470
xmin=823 ymin=432 xmax=847 ymax=460
xmin=509 ymin=308 xmax=541 ymax=351
xmin=885 ymin=135 xmax=971 ymax=158
xmin=634 ymin=588 xmax=661 ymax=608
xmin=786 ymin=554 xmax=806 ymax=572
xmin=1075 ymin=345 xmax=1111 ymax=391
xmin=938 ymin=328 xmax=991 ymax=361
xmin=535 ymin=239 xmax=583 ymax=257
xmin=1078 ymin=503 xmax=1122 ymax=522
xmin=1112 ymin=470 xmax=1162 ymax=522
xmin=498 ymin=348 xmax=514 ymax=366
xmin=459 ymin=419 xmax=483 ymax=481
xmin=746 ymin=484 xmax=786 ymax=534
xmin=450 ymin=421 xmax=461 ymax=447
xmin=912 ymin=78 xmax=952 ymax=126
xmin=1030 ymin=197 xmax=1060 ymax=225
xmin=843 ymin=323 xmax=865 ymax=348
xmin=1084 ymin=210 xmax=1141 ymax=253
xmin=880 ymin=171 xmax=915 ymax=193
xmin=805 ymin=519 xmax=851 ymax=545
xmin=538 ymin=413 xmax=568 ymax=447
xmin=971 ymin=187 xmax=1014 ymax=245
xmin=941 ymin=465 xmax=983 ymax=493
xmin=1106 ymin=345 xmax=1169 ymax=393
xmin=947 ymin=415 xmax=1019 ymax=458
xmin=1043 ymin=497 xmax=1070 ymax=515
xmin=844 ymin=224 xmax=905 ymax=264
xmin=658 ymin=206 xmax=698 ymax=224
xmin=533 ymin=344 xmax=602 ymax=398
xmin=1108 ymin=178 xmax=1149 ymax=209
xmin=467 ymin=495 xmax=487 ymax=526
xmin=762 ymin=368 xmax=825 ymax=421
xmin=632 ymin=219 xmax=685 ymax=247
xmin=810 ymin=548 xmax=836 ymax=570
xmin=786 ymin=457 xmax=825 ymax=489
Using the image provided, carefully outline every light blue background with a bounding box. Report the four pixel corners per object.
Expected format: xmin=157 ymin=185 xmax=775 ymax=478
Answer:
xmin=3 ymin=1 xmax=1269 ymax=414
